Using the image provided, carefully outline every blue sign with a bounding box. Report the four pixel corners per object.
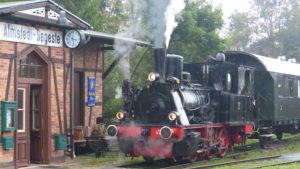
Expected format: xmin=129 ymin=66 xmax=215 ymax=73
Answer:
xmin=87 ymin=76 xmax=96 ymax=106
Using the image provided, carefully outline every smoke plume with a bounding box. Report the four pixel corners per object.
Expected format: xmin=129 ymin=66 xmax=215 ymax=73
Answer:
xmin=144 ymin=0 xmax=186 ymax=48
xmin=146 ymin=0 xmax=169 ymax=48
xmin=164 ymin=0 xmax=186 ymax=47
xmin=113 ymin=0 xmax=186 ymax=78
xmin=115 ymin=86 xmax=122 ymax=99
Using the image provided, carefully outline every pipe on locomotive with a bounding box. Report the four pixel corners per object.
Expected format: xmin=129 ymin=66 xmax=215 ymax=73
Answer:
xmin=154 ymin=48 xmax=167 ymax=83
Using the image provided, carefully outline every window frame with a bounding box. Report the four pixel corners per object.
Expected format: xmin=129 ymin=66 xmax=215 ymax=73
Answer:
xmin=31 ymin=89 xmax=40 ymax=131
xmin=17 ymin=52 xmax=44 ymax=79
xmin=288 ymin=77 xmax=294 ymax=97
xmin=17 ymin=88 xmax=26 ymax=133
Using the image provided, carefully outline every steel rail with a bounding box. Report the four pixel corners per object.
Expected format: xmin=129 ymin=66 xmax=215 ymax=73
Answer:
xmin=187 ymin=155 xmax=281 ymax=169
xmin=160 ymin=150 xmax=255 ymax=169
xmin=250 ymin=159 xmax=300 ymax=169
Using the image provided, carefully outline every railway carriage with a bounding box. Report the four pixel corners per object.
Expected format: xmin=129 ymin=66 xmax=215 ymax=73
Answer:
xmin=226 ymin=51 xmax=300 ymax=140
xmin=107 ymin=49 xmax=300 ymax=162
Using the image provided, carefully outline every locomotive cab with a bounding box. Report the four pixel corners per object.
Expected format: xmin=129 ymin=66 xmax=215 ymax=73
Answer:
xmin=184 ymin=60 xmax=255 ymax=124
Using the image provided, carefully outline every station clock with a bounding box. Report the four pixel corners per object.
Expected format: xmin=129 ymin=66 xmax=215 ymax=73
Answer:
xmin=64 ymin=29 xmax=84 ymax=48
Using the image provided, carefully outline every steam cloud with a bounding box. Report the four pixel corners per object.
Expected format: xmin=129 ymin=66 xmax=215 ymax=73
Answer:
xmin=113 ymin=0 xmax=186 ymax=78
xmin=115 ymin=86 xmax=122 ymax=99
xmin=164 ymin=0 xmax=186 ymax=47
xmin=146 ymin=0 xmax=186 ymax=48
xmin=146 ymin=0 xmax=169 ymax=48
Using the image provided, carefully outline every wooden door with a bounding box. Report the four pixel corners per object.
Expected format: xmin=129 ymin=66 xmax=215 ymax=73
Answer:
xmin=16 ymin=85 xmax=30 ymax=167
xmin=16 ymin=84 xmax=43 ymax=166
xmin=30 ymin=85 xmax=42 ymax=163
xmin=74 ymin=72 xmax=84 ymax=126
xmin=16 ymin=48 xmax=51 ymax=166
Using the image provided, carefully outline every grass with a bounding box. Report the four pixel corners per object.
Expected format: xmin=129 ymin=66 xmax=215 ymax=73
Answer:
xmin=262 ymin=162 xmax=300 ymax=169
xmin=64 ymin=134 xmax=300 ymax=169
xmin=190 ymin=134 xmax=300 ymax=169
xmin=75 ymin=153 xmax=144 ymax=167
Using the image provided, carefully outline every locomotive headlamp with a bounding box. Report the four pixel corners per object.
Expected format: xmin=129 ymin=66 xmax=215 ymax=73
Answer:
xmin=168 ymin=112 xmax=178 ymax=121
xmin=148 ymin=72 xmax=159 ymax=82
xmin=116 ymin=111 xmax=125 ymax=120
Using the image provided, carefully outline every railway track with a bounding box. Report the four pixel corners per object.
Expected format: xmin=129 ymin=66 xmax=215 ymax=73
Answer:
xmin=117 ymin=151 xmax=300 ymax=169
xmin=159 ymin=153 xmax=278 ymax=169
xmin=117 ymin=146 xmax=254 ymax=168
xmin=186 ymin=155 xmax=281 ymax=169
xmin=117 ymin=150 xmax=251 ymax=169
xmin=162 ymin=154 xmax=300 ymax=169
xmin=117 ymin=140 xmax=295 ymax=169
xmin=250 ymin=159 xmax=300 ymax=169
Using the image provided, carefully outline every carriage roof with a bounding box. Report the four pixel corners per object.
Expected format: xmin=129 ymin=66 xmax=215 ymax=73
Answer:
xmin=225 ymin=51 xmax=300 ymax=77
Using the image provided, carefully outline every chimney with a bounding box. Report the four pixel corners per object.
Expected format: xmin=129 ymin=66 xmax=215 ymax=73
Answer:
xmin=154 ymin=48 xmax=166 ymax=83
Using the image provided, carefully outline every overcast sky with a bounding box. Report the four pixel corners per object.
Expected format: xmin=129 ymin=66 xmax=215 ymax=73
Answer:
xmin=212 ymin=0 xmax=251 ymax=20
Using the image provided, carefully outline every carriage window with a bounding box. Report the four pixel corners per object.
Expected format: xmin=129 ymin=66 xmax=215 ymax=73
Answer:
xmin=289 ymin=78 xmax=294 ymax=97
xmin=238 ymin=68 xmax=252 ymax=95
xmin=224 ymin=73 xmax=232 ymax=91
xmin=243 ymin=70 xmax=251 ymax=95
xmin=298 ymin=80 xmax=300 ymax=98
xmin=238 ymin=69 xmax=245 ymax=94
xmin=278 ymin=76 xmax=284 ymax=96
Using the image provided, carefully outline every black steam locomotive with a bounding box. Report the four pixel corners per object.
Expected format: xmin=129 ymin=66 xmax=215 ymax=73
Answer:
xmin=107 ymin=49 xmax=300 ymax=162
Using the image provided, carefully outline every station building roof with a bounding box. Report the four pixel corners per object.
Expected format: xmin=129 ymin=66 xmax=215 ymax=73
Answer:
xmin=0 ymin=0 xmax=150 ymax=47
xmin=225 ymin=51 xmax=300 ymax=76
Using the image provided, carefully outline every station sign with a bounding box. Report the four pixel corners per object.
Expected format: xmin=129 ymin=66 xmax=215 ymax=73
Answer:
xmin=87 ymin=76 xmax=96 ymax=106
xmin=0 ymin=22 xmax=63 ymax=47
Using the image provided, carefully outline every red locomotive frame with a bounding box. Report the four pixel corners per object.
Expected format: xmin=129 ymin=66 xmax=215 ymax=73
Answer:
xmin=115 ymin=123 xmax=253 ymax=161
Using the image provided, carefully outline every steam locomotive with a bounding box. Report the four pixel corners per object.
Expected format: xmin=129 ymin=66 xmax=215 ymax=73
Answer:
xmin=107 ymin=48 xmax=300 ymax=162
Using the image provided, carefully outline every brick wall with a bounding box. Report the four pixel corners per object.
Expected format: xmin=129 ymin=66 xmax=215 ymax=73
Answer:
xmin=0 ymin=40 xmax=15 ymax=165
xmin=0 ymin=38 xmax=103 ymax=165
xmin=75 ymin=43 xmax=103 ymax=126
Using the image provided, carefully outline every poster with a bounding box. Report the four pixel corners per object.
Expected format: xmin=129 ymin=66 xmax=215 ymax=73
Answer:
xmin=6 ymin=109 xmax=13 ymax=128
xmin=87 ymin=76 xmax=96 ymax=106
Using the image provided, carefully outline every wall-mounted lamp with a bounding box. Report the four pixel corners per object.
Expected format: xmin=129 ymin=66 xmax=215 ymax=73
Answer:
xmin=56 ymin=10 xmax=70 ymax=26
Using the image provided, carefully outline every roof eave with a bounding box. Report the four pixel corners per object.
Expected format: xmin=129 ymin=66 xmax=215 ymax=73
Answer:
xmin=0 ymin=0 xmax=92 ymax=30
xmin=83 ymin=30 xmax=151 ymax=47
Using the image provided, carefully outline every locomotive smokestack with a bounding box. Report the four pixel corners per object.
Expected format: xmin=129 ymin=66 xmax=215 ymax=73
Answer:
xmin=154 ymin=48 xmax=166 ymax=82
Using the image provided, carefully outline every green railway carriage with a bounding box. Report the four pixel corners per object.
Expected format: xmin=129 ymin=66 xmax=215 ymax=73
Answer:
xmin=225 ymin=51 xmax=300 ymax=135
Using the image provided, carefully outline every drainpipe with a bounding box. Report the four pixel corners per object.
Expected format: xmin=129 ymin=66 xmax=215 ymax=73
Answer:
xmin=70 ymin=49 xmax=75 ymax=159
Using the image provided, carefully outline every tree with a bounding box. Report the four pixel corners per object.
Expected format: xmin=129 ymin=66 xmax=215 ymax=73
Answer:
xmin=227 ymin=11 xmax=253 ymax=51
xmin=168 ymin=0 xmax=226 ymax=63
xmin=226 ymin=0 xmax=300 ymax=59
xmin=248 ymin=0 xmax=287 ymax=56
xmin=56 ymin=0 xmax=127 ymax=33
xmin=276 ymin=2 xmax=300 ymax=60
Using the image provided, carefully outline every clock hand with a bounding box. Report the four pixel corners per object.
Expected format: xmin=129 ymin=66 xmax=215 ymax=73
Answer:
xmin=71 ymin=37 xmax=79 ymax=45
xmin=72 ymin=37 xmax=75 ymax=46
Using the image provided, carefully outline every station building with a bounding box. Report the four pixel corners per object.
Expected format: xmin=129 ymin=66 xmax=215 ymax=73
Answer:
xmin=0 ymin=0 xmax=149 ymax=168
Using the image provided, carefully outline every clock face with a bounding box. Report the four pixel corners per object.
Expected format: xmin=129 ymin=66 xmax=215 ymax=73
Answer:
xmin=64 ymin=30 xmax=81 ymax=48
